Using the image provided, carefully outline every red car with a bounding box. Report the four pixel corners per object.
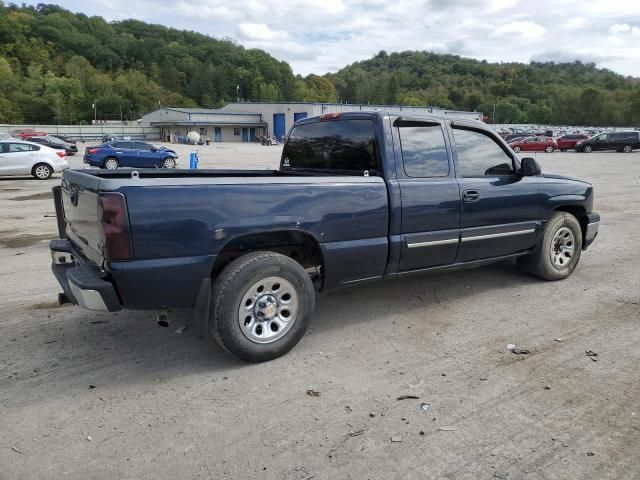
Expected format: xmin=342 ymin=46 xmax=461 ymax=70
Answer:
xmin=10 ymin=128 xmax=47 ymax=139
xmin=509 ymin=136 xmax=558 ymax=153
xmin=555 ymin=134 xmax=590 ymax=151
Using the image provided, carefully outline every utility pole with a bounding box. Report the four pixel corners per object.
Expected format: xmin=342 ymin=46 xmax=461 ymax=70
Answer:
xmin=93 ymin=100 xmax=97 ymax=125
xmin=236 ymin=85 xmax=240 ymax=103
xmin=492 ymin=103 xmax=496 ymax=125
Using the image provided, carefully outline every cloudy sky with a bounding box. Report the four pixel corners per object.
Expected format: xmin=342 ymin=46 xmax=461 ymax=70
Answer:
xmin=27 ymin=0 xmax=640 ymax=77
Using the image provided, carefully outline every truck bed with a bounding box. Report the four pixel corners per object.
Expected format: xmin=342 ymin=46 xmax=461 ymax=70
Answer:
xmin=59 ymin=168 xmax=390 ymax=309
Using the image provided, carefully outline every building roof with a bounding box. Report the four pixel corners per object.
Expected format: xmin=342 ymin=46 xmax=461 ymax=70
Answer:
xmin=162 ymin=107 xmax=260 ymax=116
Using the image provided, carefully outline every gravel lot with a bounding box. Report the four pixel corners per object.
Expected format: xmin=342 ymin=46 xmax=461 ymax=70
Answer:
xmin=0 ymin=145 xmax=638 ymax=479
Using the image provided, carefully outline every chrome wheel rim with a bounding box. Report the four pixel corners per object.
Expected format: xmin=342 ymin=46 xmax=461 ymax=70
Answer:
xmin=163 ymin=158 xmax=176 ymax=168
xmin=105 ymin=159 xmax=118 ymax=169
xmin=584 ymin=146 xmax=592 ymax=153
xmin=238 ymin=276 xmax=299 ymax=344
xmin=623 ymin=145 xmax=632 ymax=153
xmin=35 ymin=165 xmax=50 ymax=179
xmin=513 ymin=147 xmax=520 ymax=153
xmin=550 ymin=227 xmax=575 ymax=269
xmin=546 ymin=146 xmax=553 ymax=153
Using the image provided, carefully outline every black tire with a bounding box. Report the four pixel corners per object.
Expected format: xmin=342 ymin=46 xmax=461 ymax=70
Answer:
xmin=103 ymin=157 xmax=119 ymax=169
xmin=520 ymin=212 xmax=583 ymax=281
xmin=32 ymin=163 xmax=53 ymax=180
xmin=582 ymin=145 xmax=592 ymax=153
xmin=210 ymin=251 xmax=315 ymax=362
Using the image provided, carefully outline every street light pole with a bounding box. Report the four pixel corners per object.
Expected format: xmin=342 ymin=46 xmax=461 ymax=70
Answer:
xmin=93 ymin=100 xmax=97 ymax=125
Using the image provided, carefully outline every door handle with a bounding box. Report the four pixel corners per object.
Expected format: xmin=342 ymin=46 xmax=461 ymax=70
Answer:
xmin=463 ymin=190 xmax=480 ymax=202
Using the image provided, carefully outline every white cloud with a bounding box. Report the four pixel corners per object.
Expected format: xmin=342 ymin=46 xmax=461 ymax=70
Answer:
xmin=565 ymin=17 xmax=586 ymax=29
xmin=237 ymin=23 xmax=289 ymax=41
xmin=609 ymin=23 xmax=631 ymax=34
xmin=493 ymin=21 xmax=546 ymax=39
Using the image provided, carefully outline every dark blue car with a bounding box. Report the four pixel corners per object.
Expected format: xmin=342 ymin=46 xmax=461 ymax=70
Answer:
xmin=83 ymin=141 xmax=178 ymax=169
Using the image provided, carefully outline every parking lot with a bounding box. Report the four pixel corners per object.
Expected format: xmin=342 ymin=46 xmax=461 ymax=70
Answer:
xmin=0 ymin=144 xmax=639 ymax=479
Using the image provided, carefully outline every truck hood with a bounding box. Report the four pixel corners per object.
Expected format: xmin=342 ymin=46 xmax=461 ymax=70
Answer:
xmin=541 ymin=172 xmax=592 ymax=185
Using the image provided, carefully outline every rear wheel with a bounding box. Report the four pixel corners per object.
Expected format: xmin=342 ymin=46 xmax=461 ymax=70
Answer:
xmin=545 ymin=145 xmax=554 ymax=153
xmin=520 ymin=212 xmax=582 ymax=281
xmin=163 ymin=157 xmax=176 ymax=168
xmin=104 ymin=157 xmax=119 ymax=169
xmin=32 ymin=163 xmax=53 ymax=180
xmin=210 ymin=251 xmax=315 ymax=362
xmin=513 ymin=146 xmax=521 ymax=153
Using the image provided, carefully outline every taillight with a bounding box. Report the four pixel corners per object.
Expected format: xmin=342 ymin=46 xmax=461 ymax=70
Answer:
xmin=321 ymin=113 xmax=341 ymax=121
xmin=98 ymin=192 xmax=132 ymax=261
xmin=88 ymin=148 xmax=98 ymax=154
xmin=56 ymin=151 xmax=66 ymax=158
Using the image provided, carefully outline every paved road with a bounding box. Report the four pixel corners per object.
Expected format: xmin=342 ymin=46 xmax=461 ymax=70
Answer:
xmin=0 ymin=147 xmax=638 ymax=479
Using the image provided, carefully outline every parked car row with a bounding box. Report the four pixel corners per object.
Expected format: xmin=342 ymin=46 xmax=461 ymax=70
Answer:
xmin=505 ymin=131 xmax=640 ymax=153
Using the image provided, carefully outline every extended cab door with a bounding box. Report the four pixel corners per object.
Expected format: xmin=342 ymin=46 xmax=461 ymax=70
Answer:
xmin=450 ymin=124 xmax=541 ymax=262
xmin=395 ymin=120 xmax=461 ymax=272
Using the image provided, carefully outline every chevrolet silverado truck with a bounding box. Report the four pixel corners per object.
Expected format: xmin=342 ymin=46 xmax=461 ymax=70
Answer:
xmin=49 ymin=112 xmax=600 ymax=362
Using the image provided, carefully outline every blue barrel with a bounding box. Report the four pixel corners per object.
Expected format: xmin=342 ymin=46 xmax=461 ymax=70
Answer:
xmin=189 ymin=151 xmax=199 ymax=169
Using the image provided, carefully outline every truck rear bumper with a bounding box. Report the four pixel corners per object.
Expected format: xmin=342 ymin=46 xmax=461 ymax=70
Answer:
xmin=50 ymin=239 xmax=121 ymax=312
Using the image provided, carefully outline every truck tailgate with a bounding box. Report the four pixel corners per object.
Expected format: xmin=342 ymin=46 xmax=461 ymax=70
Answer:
xmin=60 ymin=170 xmax=104 ymax=265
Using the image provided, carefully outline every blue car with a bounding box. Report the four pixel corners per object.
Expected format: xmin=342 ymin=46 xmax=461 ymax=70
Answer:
xmin=83 ymin=141 xmax=178 ymax=169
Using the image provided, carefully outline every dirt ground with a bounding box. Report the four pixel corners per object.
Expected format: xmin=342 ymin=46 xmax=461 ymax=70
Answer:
xmin=0 ymin=144 xmax=638 ymax=480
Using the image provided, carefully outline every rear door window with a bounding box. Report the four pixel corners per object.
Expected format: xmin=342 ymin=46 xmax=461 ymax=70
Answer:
xmin=398 ymin=122 xmax=449 ymax=177
xmin=282 ymin=119 xmax=378 ymax=174
xmin=134 ymin=142 xmax=152 ymax=150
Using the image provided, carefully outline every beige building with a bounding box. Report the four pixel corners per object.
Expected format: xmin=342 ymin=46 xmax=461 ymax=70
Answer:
xmin=140 ymin=103 xmax=483 ymax=143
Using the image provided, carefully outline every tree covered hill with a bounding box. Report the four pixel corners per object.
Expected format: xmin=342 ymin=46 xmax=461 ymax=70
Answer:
xmin=0 ymin=3 xmax=639 ymax=126
xmin=0 ymin=2 xmax=336 ymax=123
xmin=329 ymin=50 xmax=640 ymax=126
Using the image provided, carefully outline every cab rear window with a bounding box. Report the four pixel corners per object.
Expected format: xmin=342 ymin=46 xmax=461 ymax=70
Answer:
xmin=281 ymin=119 xmax=378 ymax=174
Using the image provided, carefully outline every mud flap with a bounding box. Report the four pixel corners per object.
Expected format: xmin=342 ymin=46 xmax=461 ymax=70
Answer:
xmin=192 ymin=278 xmax=211 ymax=339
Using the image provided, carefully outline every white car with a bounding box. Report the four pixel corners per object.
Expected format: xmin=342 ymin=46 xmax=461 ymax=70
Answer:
xmin=0 ymin=140 xmax=69 ymax=179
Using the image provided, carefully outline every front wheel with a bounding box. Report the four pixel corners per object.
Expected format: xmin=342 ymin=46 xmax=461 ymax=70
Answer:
xmin=210 ymin=251 xmax=315 ymax=362
xmin=512 ymin=146 xmax=521 ymax=153
xmin=622 ymin=145 xmax=633 ymax=153
xmin=520 ymin=212 xmax=583 ymax=281
xmin=582 ymin=145 xmax=593 ymax=153
xmin=545 ymin=145 xmax=554 ymax=153
xmin=163 ymin=157 xmax=176 ymax=168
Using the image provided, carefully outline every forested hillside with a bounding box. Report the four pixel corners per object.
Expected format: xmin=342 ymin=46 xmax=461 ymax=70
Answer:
xmin=0 ymin=3 xmax=639 ymax=126
xmin=0 ymin=3 xmax=336 ymax=123
xmin=329 ymin=51 xmax=640 ymax=126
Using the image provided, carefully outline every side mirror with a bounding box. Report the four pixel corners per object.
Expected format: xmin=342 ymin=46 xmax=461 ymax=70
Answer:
xmin=520 ymin=157 xmax=541 ymax=176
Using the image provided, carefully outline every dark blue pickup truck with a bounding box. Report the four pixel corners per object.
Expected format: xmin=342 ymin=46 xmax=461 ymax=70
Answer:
xmin=50 ymin=112 xmax=600 ymax=361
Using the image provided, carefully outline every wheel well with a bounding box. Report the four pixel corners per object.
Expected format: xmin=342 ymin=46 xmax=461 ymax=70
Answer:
xmin=554 ymin=205 xmax=587 ymax=238
xmin=212 ymin=231 xmax=324 ymax=287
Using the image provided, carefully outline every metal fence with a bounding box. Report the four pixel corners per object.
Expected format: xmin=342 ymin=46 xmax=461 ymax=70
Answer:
xmin=0 ymin=124 xmax=161 ymax=142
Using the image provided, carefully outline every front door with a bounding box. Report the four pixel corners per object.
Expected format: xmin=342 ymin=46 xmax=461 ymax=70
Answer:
xmin=133 ymin=142 xmax=159 ymax=167
xmin=450 ymin=125 xmax=541 ymax=262
xmin=241 ymin=128 xmax=249 ymax=142
xmin=396 ymin=120 xmax=461 ymax=272
xmin=214 ymin=128 xmax=222 ymax=142
xmin=249 ymin=128 xmax=256 ymax=141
